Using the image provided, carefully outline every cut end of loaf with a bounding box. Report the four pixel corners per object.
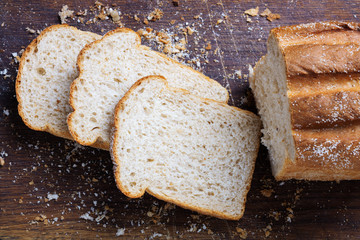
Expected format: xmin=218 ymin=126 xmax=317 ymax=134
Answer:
xmin=111 ymin=76 xmax=261 ymax=220
xmin=250 ymin=34 xmax=295 ymax=179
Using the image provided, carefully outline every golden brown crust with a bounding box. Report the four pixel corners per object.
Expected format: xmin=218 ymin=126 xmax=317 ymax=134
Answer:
xmin=275 ymin=125 xmax=360 ymax=181
xmin=16 ymin=24 xmax=98 ymax=141
xmin=111 ymin=75 xmax=260 ymax=220
xmin=270 ymin=21 xmax=360 ymax=180
xmin=68 ymin=27 xmax=230 ymax=149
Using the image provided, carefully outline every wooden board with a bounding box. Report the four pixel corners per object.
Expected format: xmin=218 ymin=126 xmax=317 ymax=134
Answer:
xmin=1 ymin=0 xmax=360 ymax=239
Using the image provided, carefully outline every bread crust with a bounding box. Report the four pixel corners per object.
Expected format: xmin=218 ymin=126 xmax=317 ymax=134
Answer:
xmin=68 ymin=27 xmax=229 ymax=149
xmin=111 ymin=76 xmax=260 ymax=220
xmin=16 ymin=24 xmax=99 ymax=141
xmin=268 ymin=21 xmax=360 ymax=180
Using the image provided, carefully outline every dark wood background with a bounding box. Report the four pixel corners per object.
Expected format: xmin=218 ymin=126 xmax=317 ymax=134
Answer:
xmin=1 ymin=0 xmax=360 ymax=239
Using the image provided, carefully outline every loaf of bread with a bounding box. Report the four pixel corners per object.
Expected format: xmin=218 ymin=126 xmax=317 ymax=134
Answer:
xmin=250 ymin=21 xmax=360 ymax=180
xmin=68 ymin=28 xmax=229 ymax=150
xmin=16 ymin=25 xmax=101 ymax=140
xmin=111 ymin=76 xmax=261 ymax=220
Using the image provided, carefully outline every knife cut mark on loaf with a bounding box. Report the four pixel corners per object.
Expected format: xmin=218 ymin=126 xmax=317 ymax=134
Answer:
xmin=250 ymin=21 xmax=360 ymax=180
xmin=111 ymin=76 xmax=261 ymax=220
xmin=16 ymin=24 xmax=101 ymax=140
xmin=68 ymin=28 xmax=229 ymax=150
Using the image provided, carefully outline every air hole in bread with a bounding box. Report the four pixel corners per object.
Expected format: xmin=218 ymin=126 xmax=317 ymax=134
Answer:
xmin=138 ymin=88 xmax=145 ymax=94
xmin=147 ymin=158 xmax=155 ymax=162
xmin=130 ymin=172 xmax=135 ymax=177
xmin=160 ymin=113 xmax=167 ymax=118
xmin=114 ymin=78 xmax=122 ymax=83
xmin=130 ymin=182 xmax=136 ymax=187
xmin=37 ymin=68 xmax=46 ymax=76
xmin=90 ymin=117 xmax=97 ymax=123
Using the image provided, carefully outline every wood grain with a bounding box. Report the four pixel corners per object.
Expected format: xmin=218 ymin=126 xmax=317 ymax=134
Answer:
xmin=1 ymin=0 xmax=360 ymax=239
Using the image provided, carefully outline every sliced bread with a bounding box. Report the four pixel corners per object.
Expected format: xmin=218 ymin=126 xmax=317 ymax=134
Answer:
xmin=250 ymin=21 xmax=360 ymax=180
xmin=68 ymin=28 xmax=229 ymax=150
xmin=110 ymin=76 xmax=261 ymax=220
xmin=16 ymin=24 xmax=101 ymax=140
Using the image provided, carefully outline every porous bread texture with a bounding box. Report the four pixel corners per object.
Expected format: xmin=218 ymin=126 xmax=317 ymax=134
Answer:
xmin=111 ymin=76 xmax=261 ymax=220
xmin=250 ymin=35 xmax=295 ymax=179
xmin=16 ymin=24 xmax=101 ymax=139
xmin=68 ymin=28 xmax=229 ymax=150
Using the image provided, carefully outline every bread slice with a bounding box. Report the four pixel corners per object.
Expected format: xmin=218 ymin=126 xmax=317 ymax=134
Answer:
xmin=68 ymin=28 xmax=229 ymax=150
xmin=16 ymin=24 xmax=101 ymax=140
xmin=250 ymin=21 xmax=360 ymax=180
xmin=111 ymin=76 xmax=261 ymax=220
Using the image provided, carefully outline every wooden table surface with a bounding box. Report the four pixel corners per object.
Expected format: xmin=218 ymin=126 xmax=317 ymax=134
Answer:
xmin=1 ymin=0 xmax=360 ymax=239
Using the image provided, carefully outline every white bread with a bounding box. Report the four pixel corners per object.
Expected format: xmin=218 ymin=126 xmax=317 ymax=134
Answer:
xmin=16 ymin=24 xmax=101 ymax=139
xmin=111 ymin=76 xmax=261 ymax=220
xmin=250 ymin=21 xmax=360 ymax=180
xmin=68 ymin=28 xmax=229 ymax=150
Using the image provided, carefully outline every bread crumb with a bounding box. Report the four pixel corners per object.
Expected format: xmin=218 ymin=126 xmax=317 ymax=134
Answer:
xmin=260 ymin=8 xmax=272 ymax=17
xmin=261 ymin=189 xmax=274 ymax=198
xmin=236 ymin=227 xmax=247 ymax=239
xmin=244 ymin=6 xmax=259 ymax=17
xmin=205 ymin=42 xmax=211 ymax=50
xmin=216 ymin=19 xmax=223 ymax=25
xmin=29 ymin=180 xmax=34 ymax=185
xmin=147 ymin=211 xmax=155 ymax=217
xmin=143 ymin=18 xmax=149 ymax=25
xmin=47 ymin=192 xmax=59 ymax=201
xmin=246 ymin=16 xmax=252 ymax=23
xmin=109 ymin=9 xmax=120 ymax=23
xmin=134 ymin=15 xmax=140 ymax=22
xmin=186 ymin=26 xmax=194 ymax=35
xmin=1 ymin=22 xmax=4 ymax=27
xmin=267 ymin=13 xmax=281 ymax=22
xmin=235 ymin=70 xmax=242 ymax=79
xmin=18 ymin=198 xmax=23 ymax=204
xmin=25 ymin=27 xmax=36 ymax=34
xmin=58 ymin=5 xmax=74 ymax=24
xmin=0 ymin=157 xmax=4 ymax=167
xmin=116 ymin=228 xmax=125 ymax=236
xmin=147 ymin=8 xmax=163 ymax=22
xmin=170 ymin=19 xmax=176 ymax=25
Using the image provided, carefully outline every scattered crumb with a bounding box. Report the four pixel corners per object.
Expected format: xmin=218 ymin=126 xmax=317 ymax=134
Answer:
xmin=58 ymin=5 xmax=74 ymax=24
xmin=147 ymin=8 xmax=163 ymax=22
xmin=205 ymin=42 xmax=211 ymax=50
xmin=216 ymin=19 xmax=223 ymax=25
xmin=116 ymin=228 xmax=125 ymax=236
xmin=235 ymin=70 xmax=242 ymax=79
xmin=236 ymin=227 xmax=248 ymax=239
xmin=263 ymin=225 xmax=272 ymax=237
xmin=186 ymin=26 xmax=194 ymax=35
xmin=134 ymin=15 xmax=140 ymax=22
xmin=80 ymin=212 xmax=94 ymax=221
xmin=0 ymin=157 xmax=4 ymax=167
xmin=29 ymin=180 xmax=34 ymax=185
xmin=109 ymin=8 xmax=121 ymax=23
xmin=261 ymin=189 xmax=274 ymax=198
xmin=1 ymin=22 xmax=4 ymax=27
xmin=266 ymin=13 xmax=281 ymax=22
xmin=246 ymin=16 xmax=252 ymax=23
xmin=244 ymin=6 xmax=259 ymax=17
xmin=47 ymin=192 xmax=59 ymax=201
xmin=25 ymin=27 xmax=36 ymax=34
xmin=260 ymin=8 xmax=272 ymax=17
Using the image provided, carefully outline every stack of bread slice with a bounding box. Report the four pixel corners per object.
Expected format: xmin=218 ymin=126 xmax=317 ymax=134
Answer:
xmin=16 ymin=24 xmax=261 ymax=220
